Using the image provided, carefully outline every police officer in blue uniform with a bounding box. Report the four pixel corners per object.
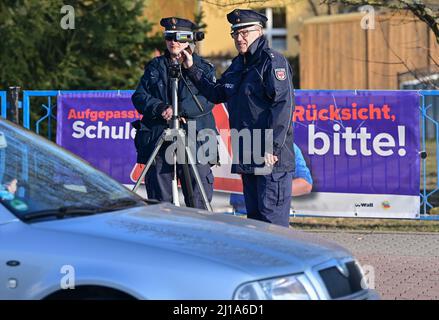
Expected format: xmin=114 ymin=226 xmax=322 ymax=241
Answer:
xmin=181 ymin=9 xmax=295 ymax=227
xmin=131 ymin=17 xmax=217 ymax=209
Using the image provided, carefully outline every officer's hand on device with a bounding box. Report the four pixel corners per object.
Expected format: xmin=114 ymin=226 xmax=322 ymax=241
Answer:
xmin=264 ymin=153 xmax=278 ymax=166
xmin=161 ymin=107 xmax=173 ymax=121
xmin=181 ymin=49 xmax=193 ymax=69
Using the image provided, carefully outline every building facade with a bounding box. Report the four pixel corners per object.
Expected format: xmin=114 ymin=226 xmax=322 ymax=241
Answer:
xmin=198 ymin=0 xmax=329 ymax=58
xmin=142 ymin=1 xmax=438 ymax=90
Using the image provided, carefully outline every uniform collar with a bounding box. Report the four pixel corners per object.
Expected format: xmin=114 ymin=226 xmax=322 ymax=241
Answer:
xmin=242 ymin=35 xmax=268 ymax=66
xmin=248 ymin=35 xmax=262 ymax=55
xmin=164 ymin=50 xmax=175 ymax=67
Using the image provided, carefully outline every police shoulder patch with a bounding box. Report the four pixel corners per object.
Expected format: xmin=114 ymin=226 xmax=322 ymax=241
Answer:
xmin=274 ymin=68 xmax=286 ymax=81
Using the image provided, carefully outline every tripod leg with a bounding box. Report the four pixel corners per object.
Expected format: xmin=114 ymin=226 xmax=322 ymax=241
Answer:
xmin=171 ymin=152 xmax=180 ymax=206
xmin=175 ymin=133 xmax=195 ymax=207
xmin=132 ymin=135 xmax=166 ymax=193
xmin=185 ymin=145 xmax=213 ymax=212
xmin=181 ymin=160 xmax=195 ymax=208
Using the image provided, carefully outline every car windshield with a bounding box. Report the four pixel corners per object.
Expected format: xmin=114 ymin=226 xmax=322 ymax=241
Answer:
xmin=0 ymin=120 xmax=145 ymax=221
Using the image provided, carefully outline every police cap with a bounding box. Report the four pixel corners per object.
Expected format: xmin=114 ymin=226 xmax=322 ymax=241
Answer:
xmin=160 ymin=17 xmax=196 ymax=31
xmin=226 ymin=9 xmax=268 ymax=31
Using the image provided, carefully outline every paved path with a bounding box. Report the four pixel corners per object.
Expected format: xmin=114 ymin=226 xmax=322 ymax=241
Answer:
xmin=304 ymin=231 xmax=439 ymax=300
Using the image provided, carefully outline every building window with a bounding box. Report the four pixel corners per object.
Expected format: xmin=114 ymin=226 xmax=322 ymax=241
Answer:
xmin=256 ymin=7 xmax=287 ymax=51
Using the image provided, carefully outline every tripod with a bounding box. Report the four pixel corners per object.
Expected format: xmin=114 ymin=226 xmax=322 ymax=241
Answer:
xmin=132 ymin=61 xmax=213 ymax=212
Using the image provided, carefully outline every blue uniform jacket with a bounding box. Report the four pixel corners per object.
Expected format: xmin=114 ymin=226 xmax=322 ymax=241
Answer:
xmin=131 ymin=52 xmax=217 ymax=164
xmin=186 ymin=36 xmax=295 ymax=174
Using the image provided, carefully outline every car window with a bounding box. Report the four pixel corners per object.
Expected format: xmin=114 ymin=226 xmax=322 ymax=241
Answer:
xmin=0 ymin=120 xmax=144 ymax=220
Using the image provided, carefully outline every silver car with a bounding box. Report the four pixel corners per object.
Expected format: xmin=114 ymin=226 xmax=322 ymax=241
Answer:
xmin=0 ymin=119 xmax=379 ymax=300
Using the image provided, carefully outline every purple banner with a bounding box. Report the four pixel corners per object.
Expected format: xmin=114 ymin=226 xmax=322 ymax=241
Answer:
xmin=293 ymin=90 xmax=420 ymax=196
xmin=56 ymin=93 xmax=139 ymax=184
xmin=56 ymin=91 xmax=420 ymax=200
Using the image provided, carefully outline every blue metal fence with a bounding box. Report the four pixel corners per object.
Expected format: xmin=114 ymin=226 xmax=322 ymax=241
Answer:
xmin=6 ymin=89 xmax=439 ymax=219
xmin=0 ymin=91 xmax=7 ymax=119
xmin=22 ymin=90 xmax=133 ymax=135
xmin=419 ymin=90 xmax=439 ymax=216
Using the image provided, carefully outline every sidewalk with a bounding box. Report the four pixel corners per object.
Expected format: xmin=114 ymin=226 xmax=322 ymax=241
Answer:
xmin=303 ymin=231 xmax=439 ymax=300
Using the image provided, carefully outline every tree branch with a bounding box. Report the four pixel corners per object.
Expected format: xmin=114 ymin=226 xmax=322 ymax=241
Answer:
xmin=378 ymin=20 xmax=438 ymax=88
xmin=322 ymin=0 xmax=438 ymax=43
xmin=308 ymin=0 xmax=320 ymax=16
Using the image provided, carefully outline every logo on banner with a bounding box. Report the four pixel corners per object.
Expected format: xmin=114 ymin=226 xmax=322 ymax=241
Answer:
xmin=382 ymin=201 xmax=391 ymax=209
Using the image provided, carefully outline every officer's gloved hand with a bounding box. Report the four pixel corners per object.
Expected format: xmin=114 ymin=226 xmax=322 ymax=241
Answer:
xmin=161 ymin=107 xmax=173 ymax=121
xmin=181 ymin=49 xmax=193 ymax=69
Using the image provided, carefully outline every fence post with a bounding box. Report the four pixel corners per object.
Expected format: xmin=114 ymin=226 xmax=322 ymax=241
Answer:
xmin=8 ymin=86 xmax=21 ymax=124
xmin=23 ymin=91 xmax=31 ymax=129
xmin=0 ymin=91 xmax=7 ymax=118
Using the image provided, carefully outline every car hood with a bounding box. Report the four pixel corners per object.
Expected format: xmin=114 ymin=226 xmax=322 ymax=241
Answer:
xmin=32 ymin=203 xmax=351 ymax=276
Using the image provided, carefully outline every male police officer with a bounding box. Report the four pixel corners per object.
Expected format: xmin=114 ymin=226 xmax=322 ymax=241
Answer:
xmin=182 ymin=9 xmax=295 ymax=227
xmin=131 ymin=17 xmax=217 ymax=209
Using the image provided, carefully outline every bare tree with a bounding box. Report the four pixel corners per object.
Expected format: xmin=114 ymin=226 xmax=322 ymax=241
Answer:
xmin=308 ymin=0 xmax=320 ymax=16
xmin=322 ymin=0 xmax=438 ymax=88
xmin=323 ymin=0 xmax=439 ymax=43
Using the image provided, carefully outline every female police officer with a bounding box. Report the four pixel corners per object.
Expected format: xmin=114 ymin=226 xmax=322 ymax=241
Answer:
xmin=131 ymin=17 xmax=217 ymax=209
xmin=181 ymin=9 xmax=295 ymax=227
